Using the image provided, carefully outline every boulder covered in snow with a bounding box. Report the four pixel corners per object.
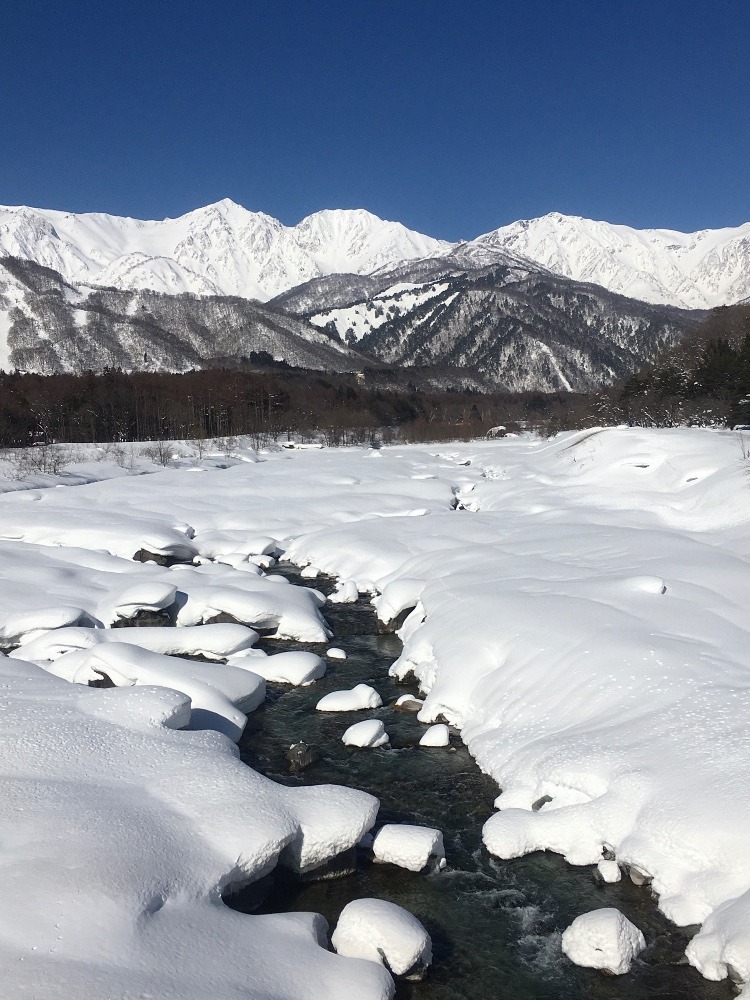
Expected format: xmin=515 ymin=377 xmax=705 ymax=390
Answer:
xmin=342 ymin=719 xmax=389 ymax=748
xmin=326 ymin=647 xmax=347 ymax=659
xmin=332 ymin=898 xmax=432 ymax=979
xmin=419 ymin=723 xmax=450 ymax=747
xmin=329 ymin=580 xmax=359 ymax=604
xmin=393 ymin=694 xmax=423 ymax=713
xmin=239 ymin=650 xmax=325 ymax=686
xmin=372 ymin=824 xmax=446 ymax=872
xmin=316 ymin=684 xmax=383 ymax=712
xmin=561 ymin=908 xmax=646 ymax=975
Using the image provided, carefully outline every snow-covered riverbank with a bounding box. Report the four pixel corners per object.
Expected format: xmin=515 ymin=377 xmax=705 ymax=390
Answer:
xmin=1 ymin=428 xmax=749 ymax=994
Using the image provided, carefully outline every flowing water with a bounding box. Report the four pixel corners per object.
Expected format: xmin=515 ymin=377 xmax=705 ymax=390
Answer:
xmin=231 ymin=569 xmax=733 ymax=1000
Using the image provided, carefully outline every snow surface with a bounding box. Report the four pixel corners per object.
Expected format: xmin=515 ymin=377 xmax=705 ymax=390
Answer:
xmin=0 ymin=654 xmax=389 ymax=1000
xmin=3 ymin=200 xmax=750 ymax=311
xmin=0 ymin=201 xmax=448 ymax=302
xmin=316 ymin=684 xmax=383 ymax=712
xmin=2 ymin=428 xmax=750 ymax=992
xmin=372 ymin=824 xmax=446 ymax=872
xmin=332 ymin=898 xmax=432 ymax=977
xmin=561 ymin=908 xmax=646 ymax=975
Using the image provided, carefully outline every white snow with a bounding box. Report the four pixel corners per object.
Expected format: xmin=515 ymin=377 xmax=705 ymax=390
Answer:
xmin=342 ymin=719 xmax=390 ymax=748
xmin=2 ymin=429 xmax=750 ymax=992
xmin=316 ymin=684 xmax=383 ymax=712
xmin=326 ymin=646 xmax=347 ymax=659
xmin=332 ymin=898 xmax=432 ymax=977
xmin=597 ymin=859 xmax=622 ymax=883
xmin=372 ymin=824 xmax=446 ymax=872
xmin=0 ymin=201 xmax=449 ymax=303
xmin=0 ymin=654 xmax=390 ymax=1000
xmin=418 ymin=723 xmax=450 ymax=747
xmin=561 ymin=908 xmax=646 ymax=975
xmin=235 ymin=650 xmax=326 ymax=686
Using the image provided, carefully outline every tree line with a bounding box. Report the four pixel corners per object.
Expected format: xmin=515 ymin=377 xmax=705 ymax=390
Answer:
xmin=0 ymin=366 xmax=586 ymax=448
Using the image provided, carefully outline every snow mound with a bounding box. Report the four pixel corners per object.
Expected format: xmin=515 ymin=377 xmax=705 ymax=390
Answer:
xmin=342 ymin=719 xmax=390 ymax=748
xmin=329 ymin=580 xmax=359 ymax=603
xmin=37 ymin=641 xmax=265 ymax=740
xmin=13 ymin=622 xmax=259 ymax=661
xmin=419 ymin=723 xmax=450 ymax=747
xmin=235 ymin=650 xmax=325 ymax=686
xmin=0 ymin=605 xmax=95 ymax=645
xmin=372 ymin=824 xmax=446 ymax=872
xmin=561 ymin=908 xmax=646 ymax=975
xmin=327 ymin=647 xmax=347 ymax=659
xmin=332 ymin=898 xmax=432 ymax=978
xmin=112 ymin=581 xmax=178 ymax=619
xmin=317 ymin=685 xmax=383 ymax=712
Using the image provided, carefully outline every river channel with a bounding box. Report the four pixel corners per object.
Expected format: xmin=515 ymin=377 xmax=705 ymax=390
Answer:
xmin=230 ymin=568 xmax=733 ymax=1000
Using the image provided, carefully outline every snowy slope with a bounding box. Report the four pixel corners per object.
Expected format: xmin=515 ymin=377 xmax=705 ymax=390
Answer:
xmin=0 ymin=201 xmax=449 ymax=302
xmin=2 ymin=199 xmax=750 ymax=310
xmin=469 ymin=212 xmax=750 ymax=309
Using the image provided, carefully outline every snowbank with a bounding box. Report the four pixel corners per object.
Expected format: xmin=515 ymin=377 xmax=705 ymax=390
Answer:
xmin=0 ymin=654 xmax=389 ymax=1000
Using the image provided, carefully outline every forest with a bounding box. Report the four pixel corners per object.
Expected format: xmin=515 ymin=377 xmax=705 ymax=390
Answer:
xmin=0 ymin=304 xmax=747 ymax=449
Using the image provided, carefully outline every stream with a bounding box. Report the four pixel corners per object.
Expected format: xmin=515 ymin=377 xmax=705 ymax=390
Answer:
xmin=229 ymin=568 xmax=733 ymax=1000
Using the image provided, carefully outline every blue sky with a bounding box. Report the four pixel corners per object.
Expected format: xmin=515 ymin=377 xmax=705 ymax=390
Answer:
xmin=1 ymin=1 xmax=748 ymax=239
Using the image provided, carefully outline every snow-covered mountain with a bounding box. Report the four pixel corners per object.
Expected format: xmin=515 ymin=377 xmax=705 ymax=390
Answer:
xmin=467 ymin=213 xmax=750 ymax=309
xmin=0 ymin=257 xmax=369 ymax=374
xmin=295 ymin=258 xmax=699 ymax=392
xmin=0 ymin=201 xmax=449 ymax=302
xmin=2 ymin=199 xmax=749 ymax=309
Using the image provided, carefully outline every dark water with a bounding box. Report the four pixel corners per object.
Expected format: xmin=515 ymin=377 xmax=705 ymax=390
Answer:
xmin=234 ymin=569 xmax=733 ymax=1000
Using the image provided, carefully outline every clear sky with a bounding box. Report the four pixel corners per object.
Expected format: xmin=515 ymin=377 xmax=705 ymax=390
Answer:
xmin=1 ymin=1 xmax=748 ymax=239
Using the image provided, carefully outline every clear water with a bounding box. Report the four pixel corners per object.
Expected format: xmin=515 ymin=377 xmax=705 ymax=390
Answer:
xmin=233 ymin=570 xmax=733 ymax=1000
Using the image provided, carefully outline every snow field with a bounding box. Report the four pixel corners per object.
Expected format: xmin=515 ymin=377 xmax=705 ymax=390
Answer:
xmin=2 ymin=429 xmax=750 ymax=992
xmin=0 ymin=655 xmax=389 ymax=1000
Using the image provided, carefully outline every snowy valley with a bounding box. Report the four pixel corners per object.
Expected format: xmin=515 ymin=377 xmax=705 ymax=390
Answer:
xmin=1 ymin=428 xmax=749 ymax=997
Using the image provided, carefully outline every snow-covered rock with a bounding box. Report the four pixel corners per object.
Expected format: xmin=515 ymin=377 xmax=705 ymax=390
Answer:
xmin=561 ymin=908 xmax=646 ymax=975
xmin=332 ymin=898 xmax=432 ymax=978
xmin=111 ymin=580 xmax=178 ymax=619
xmin=236 ymin=650 xmax=325 ymax=686
xmin=327 ymin=646 xmax=347 ymax=659
xmin=316 ymin=685 xmax=383 ymax=712
xmin=329 ymin=580 xmax=359 ymax=604
xmin=342 ymin=719 xmax=390 ymax=748
xmin=597 ymin=859 xmax=622 ymax=883
xmin=372 ymin=824 xmax=446 ymax=872
xmin=419 ymin=723 xmax=450 ymax=747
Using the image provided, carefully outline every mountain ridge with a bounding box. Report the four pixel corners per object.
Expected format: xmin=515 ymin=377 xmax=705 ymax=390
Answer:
xmin=2 ymin=199 xmax=749 ymax=308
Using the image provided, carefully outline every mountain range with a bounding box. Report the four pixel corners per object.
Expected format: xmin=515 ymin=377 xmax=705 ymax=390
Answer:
xmin=2 ymin=199 xmax=749 ymax=308
xmin=0 ymin=199 xmax=739 ymax=388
